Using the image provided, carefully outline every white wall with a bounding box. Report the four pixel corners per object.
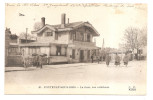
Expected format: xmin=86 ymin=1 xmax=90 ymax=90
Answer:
xmin=40 ymin=47 xmax=50 ymax=56
xmin=37 ymin=28 xmax=55 ymax=43
xmin=56 ymin=31 xmax=69 ymax=44
xmin=50 ymin=45 xmax=57 ymax=56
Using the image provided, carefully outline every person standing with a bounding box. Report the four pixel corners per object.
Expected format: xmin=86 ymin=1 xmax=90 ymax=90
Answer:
xmin=105 ymin=53 xmax=111 ymax=67
xmin=68 ymin=55 xmax=72 ymax=64
xmin=32 ymin=55 xmax=37 ymax=67
xmin=123 ymin=53 xmax=129 ymax=67
xmin=21 ymin=49 xmax=27 ymax=70
xmin=91 ymin=54 xmax=94 ymax=63
xmin=38 ymin=55 xmax=43 ymax=69
xmin=114 ymin=53 xmax=121 ymax=66
xmin=36 ymin=55 xmax=42 ymax=68
xmin=35 ymin=55 xmax=38 ymax=67
xmin=97 ymin=56 xmax=100 ymax=64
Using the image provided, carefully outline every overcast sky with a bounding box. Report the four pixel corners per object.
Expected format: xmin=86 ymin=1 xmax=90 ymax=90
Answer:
xmin=5 ymin=3 xmax=147 ymax=48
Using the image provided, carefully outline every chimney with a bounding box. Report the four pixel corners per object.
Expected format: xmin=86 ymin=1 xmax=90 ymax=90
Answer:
xmin=41 ymin=17 xmax=45 ymax=27
xmin=68 ymin=18 xmax=69 ymax=24
xmin=61 ymin=13 xmax=66 ymax=28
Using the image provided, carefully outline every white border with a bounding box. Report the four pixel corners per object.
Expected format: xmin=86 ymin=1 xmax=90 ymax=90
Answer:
xmin=1 ymin=0 xmax=153 ymax=100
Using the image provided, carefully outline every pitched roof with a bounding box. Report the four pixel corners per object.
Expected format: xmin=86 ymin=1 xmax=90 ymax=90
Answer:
xmin=31 ymin=21 xmax=100 ymax=36
xmin=51 ymin=21 xmax=84 ymax=29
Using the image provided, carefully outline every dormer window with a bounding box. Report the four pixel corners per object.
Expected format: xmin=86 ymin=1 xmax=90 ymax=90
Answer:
xmin=45 ymin=32 xmax=53 ymax=36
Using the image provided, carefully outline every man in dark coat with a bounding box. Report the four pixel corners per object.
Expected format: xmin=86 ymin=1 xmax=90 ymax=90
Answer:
xmin=114 ymin=53 xmax=121 ymax=66
xmin=105 ymin=53 xmax=111 ymax=67
xmin=91 ymin=54 xmax=94 ymax=63
xmin=36 ymin=55 xmax=42 ymax=68
xmin=123 ymin=53 xmax=129 ymax=67
xmin=38 ymin=55 xmax=43 ymax=69
xmin=97 ymin=56 xmax=100 ymax=64
xmin=33 ymin=56 xmax=37 ymax=66
xmin=35 ymin=55 xmax=38 ymax=68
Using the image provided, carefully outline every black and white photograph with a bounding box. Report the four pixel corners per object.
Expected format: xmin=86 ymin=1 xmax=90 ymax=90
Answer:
xmin=4 ymin=3 xmax=147 ymax=95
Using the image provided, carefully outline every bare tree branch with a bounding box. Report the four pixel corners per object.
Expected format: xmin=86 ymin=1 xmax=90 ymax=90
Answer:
xmin=33 ymin=22 xmax=42 ymax=31
xmin=120 ymin=27 xmax=147 ymax=52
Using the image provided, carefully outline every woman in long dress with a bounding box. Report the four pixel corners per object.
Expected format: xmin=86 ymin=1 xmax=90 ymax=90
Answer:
xmin=114 ymin=53 xmax=121 ymax=66
xmin=123 ymin=53 xmax=129 ymax=67
xmin=105 ymin=53 xmax=111 ymax=67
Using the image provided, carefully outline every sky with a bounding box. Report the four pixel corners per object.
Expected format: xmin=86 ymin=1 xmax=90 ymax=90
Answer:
xmin=5 ymin=3 xmax=147 ymax=48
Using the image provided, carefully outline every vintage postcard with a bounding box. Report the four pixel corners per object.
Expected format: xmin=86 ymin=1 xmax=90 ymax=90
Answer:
xmin=5 ymin=3 xmax=147 ymax=95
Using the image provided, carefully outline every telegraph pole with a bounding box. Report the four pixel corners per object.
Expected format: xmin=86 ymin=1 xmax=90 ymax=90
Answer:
xmin=26 ymin=28 xmax=28 ymax=43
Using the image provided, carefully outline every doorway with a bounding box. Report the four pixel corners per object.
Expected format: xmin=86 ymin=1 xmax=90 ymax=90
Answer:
xmin=80 ymin=50 xmax=84 ymax=62
xmin=56 ymin=46 xmax=61 ymax=56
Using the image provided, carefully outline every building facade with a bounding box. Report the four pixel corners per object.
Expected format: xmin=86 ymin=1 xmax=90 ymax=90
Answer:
xmin=5 ymin=28 xmax=22 ymax=66
xmin=11 ymin=13 xmax=100 ymax=64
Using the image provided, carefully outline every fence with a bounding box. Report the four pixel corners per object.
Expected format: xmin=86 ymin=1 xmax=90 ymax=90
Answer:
xmin=7 ymin=55 xmax=23 ymax=67
xmin=6 ymin=55 xmax=68 ymax=67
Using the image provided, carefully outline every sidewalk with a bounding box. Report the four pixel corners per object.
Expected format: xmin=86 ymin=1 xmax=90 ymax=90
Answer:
xmin=5 ymin=66 xmax=39 ymax=72
xmin=5 ymin=62 xmax=100 ymax=72
xmin=5 ymin=60 xmax=145 ymax=72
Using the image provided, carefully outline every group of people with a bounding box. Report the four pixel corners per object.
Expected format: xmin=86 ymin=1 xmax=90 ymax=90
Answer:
xmin=21 ymin=49 xmax=43 ymax=69
xmin=33 ymin=55 xmax=43 ymax=68
xmin=105 ymin=53 xmax=129 ymax=67
xmin=91 ymin=52 xmax=129 ymax=67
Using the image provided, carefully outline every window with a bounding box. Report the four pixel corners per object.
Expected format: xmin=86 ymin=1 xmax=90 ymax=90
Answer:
xmin=55 ymin=32 xmax=58 ymax=40
xmin=87 ymin=34 xmax=90 ymax=42
xmin=73 ymin=32 xmax=76 ymax=40
xmin=9 ymin=47 xmax=18 ymax=55
xmin=56 ymin=46 xmax=61 ymax=56
xmin=70 ymin=32 xmax=72 ymax=40
xmin=28 ymin=47 xmax=40 ymax=55
xmin=79 ymin=32 xmax=84 ymax=41
xmin=138 ymin=49 xmax=143 ymax=54
xmin=81 ymin=33 xmax=84 ymax=41
xmin=45 ymin=32 xmax=53 ymax=36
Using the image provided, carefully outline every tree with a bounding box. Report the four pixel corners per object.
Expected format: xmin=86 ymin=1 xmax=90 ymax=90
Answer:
xmin=136 ymin=27 xmax=147 ymax=49
xmin=19 ymin=32 xmax=36 ymax=40
xmin=10 ymin=34 xmax=18 ymax=40
xmin=33 ymin=22 xmax=42 ymax=31
xmin=121 ymin=27 xmax=147 ymax=53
